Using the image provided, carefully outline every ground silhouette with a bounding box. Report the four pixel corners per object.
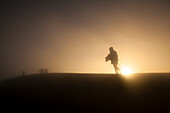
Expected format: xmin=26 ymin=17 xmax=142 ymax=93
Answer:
xmin=0 ymin=73 xmax=170 ymax=112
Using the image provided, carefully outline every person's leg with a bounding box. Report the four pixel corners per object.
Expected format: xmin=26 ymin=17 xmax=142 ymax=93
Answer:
xmin=113 ymin=63 xmax=118 ymax=74
xmin=117 ymin=67 xmax=121 ymax=73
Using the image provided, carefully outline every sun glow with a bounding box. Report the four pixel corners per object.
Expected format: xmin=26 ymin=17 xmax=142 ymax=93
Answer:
xmin=121 ymin=67 xmax=133 ymax=76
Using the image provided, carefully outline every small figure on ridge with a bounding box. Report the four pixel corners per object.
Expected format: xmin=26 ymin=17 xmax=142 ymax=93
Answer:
xmin=105 ymin=47 xmax=120 ymax=74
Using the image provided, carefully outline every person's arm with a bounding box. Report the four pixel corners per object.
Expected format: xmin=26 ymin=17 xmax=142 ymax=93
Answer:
xmin=105 ymin=54 xmax=110 ymax=62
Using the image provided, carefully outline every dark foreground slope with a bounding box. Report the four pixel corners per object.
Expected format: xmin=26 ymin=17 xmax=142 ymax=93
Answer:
xmin=0 ymin=73 xmax=170 ymax=113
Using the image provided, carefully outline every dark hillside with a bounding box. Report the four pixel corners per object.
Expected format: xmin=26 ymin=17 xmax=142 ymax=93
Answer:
xmin=0 ymin=73 xmax=170 ymax=112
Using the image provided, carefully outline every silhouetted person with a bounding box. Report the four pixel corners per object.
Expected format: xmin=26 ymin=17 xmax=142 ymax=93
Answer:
xmin=39 ymin=68 xmax=44 ymax=74
xmin=105 ymin=47 xmax=120 ymax=74
xmin=39 ymin=68 xmax=48 ymax=74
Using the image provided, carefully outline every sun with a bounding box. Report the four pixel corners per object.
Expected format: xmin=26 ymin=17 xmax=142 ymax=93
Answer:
xmin=121 ymin=67 xmax=133 ymax=76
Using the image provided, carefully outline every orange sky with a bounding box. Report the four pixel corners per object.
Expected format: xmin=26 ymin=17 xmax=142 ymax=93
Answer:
xmin=0 ymin=0 xmax=170 ymax=78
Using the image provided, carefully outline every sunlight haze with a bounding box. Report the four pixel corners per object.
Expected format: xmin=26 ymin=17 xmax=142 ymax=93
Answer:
xmin=0 ymin=0 xmax=170 ymax=79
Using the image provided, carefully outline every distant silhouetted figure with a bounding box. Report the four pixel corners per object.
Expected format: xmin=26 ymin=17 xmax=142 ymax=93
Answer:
xmin=39 ymin=68 xmax=44 ymax=74
xmin=39 ymin=68 xmax=48 ymax=74
xmin=105 ymin=47 xmax=120 ymax=74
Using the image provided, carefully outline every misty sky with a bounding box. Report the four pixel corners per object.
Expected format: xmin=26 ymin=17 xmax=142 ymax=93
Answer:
xmin=0 ymin=0 xmax=170 ymax=79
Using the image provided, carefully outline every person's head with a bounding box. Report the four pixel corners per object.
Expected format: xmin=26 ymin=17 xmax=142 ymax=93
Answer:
xmin=109 ymin=47 xmax=114 ymax=52
xmin=109 ymin=47 xmax=114 ymax=51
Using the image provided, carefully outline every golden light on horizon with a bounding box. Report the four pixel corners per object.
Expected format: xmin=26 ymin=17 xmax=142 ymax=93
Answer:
xmin=1 ymin=0 xmax=170 ymax=79
xmin=121 ymin=67 xmax=133 ymax=77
